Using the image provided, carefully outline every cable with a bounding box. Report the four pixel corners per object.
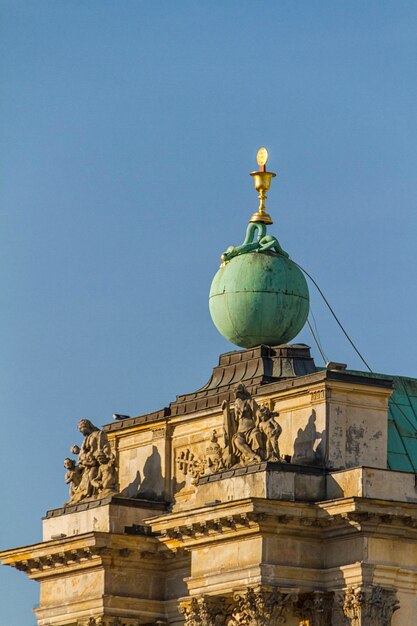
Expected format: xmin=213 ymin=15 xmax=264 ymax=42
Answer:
xmin=290 ymin=259 xmax=373 ymax=373
xmin=307 ymin=318 xmax=327 ymax=366
xmin=291 ymin=258 xmax=417 ymax=436
xmin=310 ymin=305 xmax=328 ymax=362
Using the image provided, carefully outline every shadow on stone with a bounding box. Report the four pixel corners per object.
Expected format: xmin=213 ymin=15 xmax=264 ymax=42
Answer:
xmin=122 ymin=445 xmax=185 ymax=501
xmin=292 ymin=409 xmax=324 ymax=466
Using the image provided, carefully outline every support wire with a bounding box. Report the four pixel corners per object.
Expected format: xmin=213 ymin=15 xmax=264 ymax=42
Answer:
xmin=291 ymin=258 xmax=417 ymax=435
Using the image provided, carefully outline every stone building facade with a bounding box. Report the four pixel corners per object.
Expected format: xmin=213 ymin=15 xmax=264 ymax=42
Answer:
xmin=2 ymin=343 xmax=417 ymax=626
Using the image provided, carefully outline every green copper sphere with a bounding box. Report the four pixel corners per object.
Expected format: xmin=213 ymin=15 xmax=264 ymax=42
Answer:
xmin=209 ymin=252 xmax=309 ymax=348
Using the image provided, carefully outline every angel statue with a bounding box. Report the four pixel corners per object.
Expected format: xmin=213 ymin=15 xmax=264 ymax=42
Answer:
xmin=222 ymin=383 xmax=265 ymax=465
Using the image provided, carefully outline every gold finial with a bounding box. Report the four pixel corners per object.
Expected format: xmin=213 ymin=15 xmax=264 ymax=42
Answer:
xmin=249 ymin=147 xmax=276 ymax=224
xmin=256 ymin=147 xmax=268 ymax=171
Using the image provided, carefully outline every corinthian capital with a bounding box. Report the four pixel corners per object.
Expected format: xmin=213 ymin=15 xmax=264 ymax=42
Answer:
xmin=77 ymin=617 xmax=140 ymax=626
xmin=179 ymin=595 xmax=230 ymax=626
xmin=342 ymin=586 xmax=399 ymax=626
xmin=293 ymin=591 xmax=334 ymax=626
xmin=231 ymin=586 xmax=293 ymax=626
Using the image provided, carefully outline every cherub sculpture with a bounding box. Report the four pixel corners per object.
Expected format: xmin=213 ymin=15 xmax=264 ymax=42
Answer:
xmin=256 ymin=404 xmax=283 ymax=461
xmin=91 ymin=449 xmax=117 ymax=496
xmin=64 ymin=458 xmax=83 ymax=500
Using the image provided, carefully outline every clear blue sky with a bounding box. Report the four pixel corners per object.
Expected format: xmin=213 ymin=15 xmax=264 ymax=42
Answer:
xmin=1 ymin=1 xmax=416 ymax=623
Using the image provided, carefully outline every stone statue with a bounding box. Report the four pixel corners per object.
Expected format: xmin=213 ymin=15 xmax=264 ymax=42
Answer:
xmin=64 ymin=458 xmax=82 ymax=499
xmin=177 ymin=386 xmax=285 ymax=482
xmin=222 ymin=383 xmax=264 ymax=465
xmin=91 ymin=448 xmax=117 ymax=497
xmin=65 ymin=419 xmax=118 ymax=505
xmin=221 ymin=385 xmax=284 ymax=470
xmin=256 ymin=404 xmax=282 ymax=461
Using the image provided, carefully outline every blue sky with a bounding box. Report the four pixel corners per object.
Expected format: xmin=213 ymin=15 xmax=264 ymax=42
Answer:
xmin=1 ymin=1 xmax=417 ymax=623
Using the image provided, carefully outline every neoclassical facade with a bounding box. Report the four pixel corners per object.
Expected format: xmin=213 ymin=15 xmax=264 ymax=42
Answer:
xmin=2 ymin=344 xmax=417 ymax=626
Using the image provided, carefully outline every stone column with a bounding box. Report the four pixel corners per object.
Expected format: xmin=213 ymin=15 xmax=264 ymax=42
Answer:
xmin=341 ymin=586 xmax=399 ymax=626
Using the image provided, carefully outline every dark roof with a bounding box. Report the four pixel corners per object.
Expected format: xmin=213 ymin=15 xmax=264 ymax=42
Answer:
xmin=106 ymin=344 xmax=317 ymax=432
xmin=105 ymin=345 xmax=391 ymax=433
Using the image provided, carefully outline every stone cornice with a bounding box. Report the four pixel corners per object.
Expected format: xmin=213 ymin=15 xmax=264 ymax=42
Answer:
xmin=7 ymin=496 xmax=417 ymax=578
xmin=148 ymin=498 xmax=332 ymax=549
xmin=197 ymin=461 xmax=324 ymax=486
xmin=319 ymin=497 xmax=417 ymax=526
xmin=0 ymin=531 xmax=165 ymax=579
xmin=149 ymin=495 xmax=417 ymax=549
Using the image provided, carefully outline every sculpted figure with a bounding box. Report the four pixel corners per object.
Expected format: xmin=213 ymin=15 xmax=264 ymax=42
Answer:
xmin=64 ymin=458 xmax=82 ymax=499
xmin=221 ymin=222 xmax=289 ymax=264
xmin=91 ymin=448 xmax=117 ymax=496
xmin=257 ymin=404 xmax=282 ymax=461
xmin=65 ymin=419 xmax=117 ymax=505
xmin=222 ymin=383 xmax=264 ymax=465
